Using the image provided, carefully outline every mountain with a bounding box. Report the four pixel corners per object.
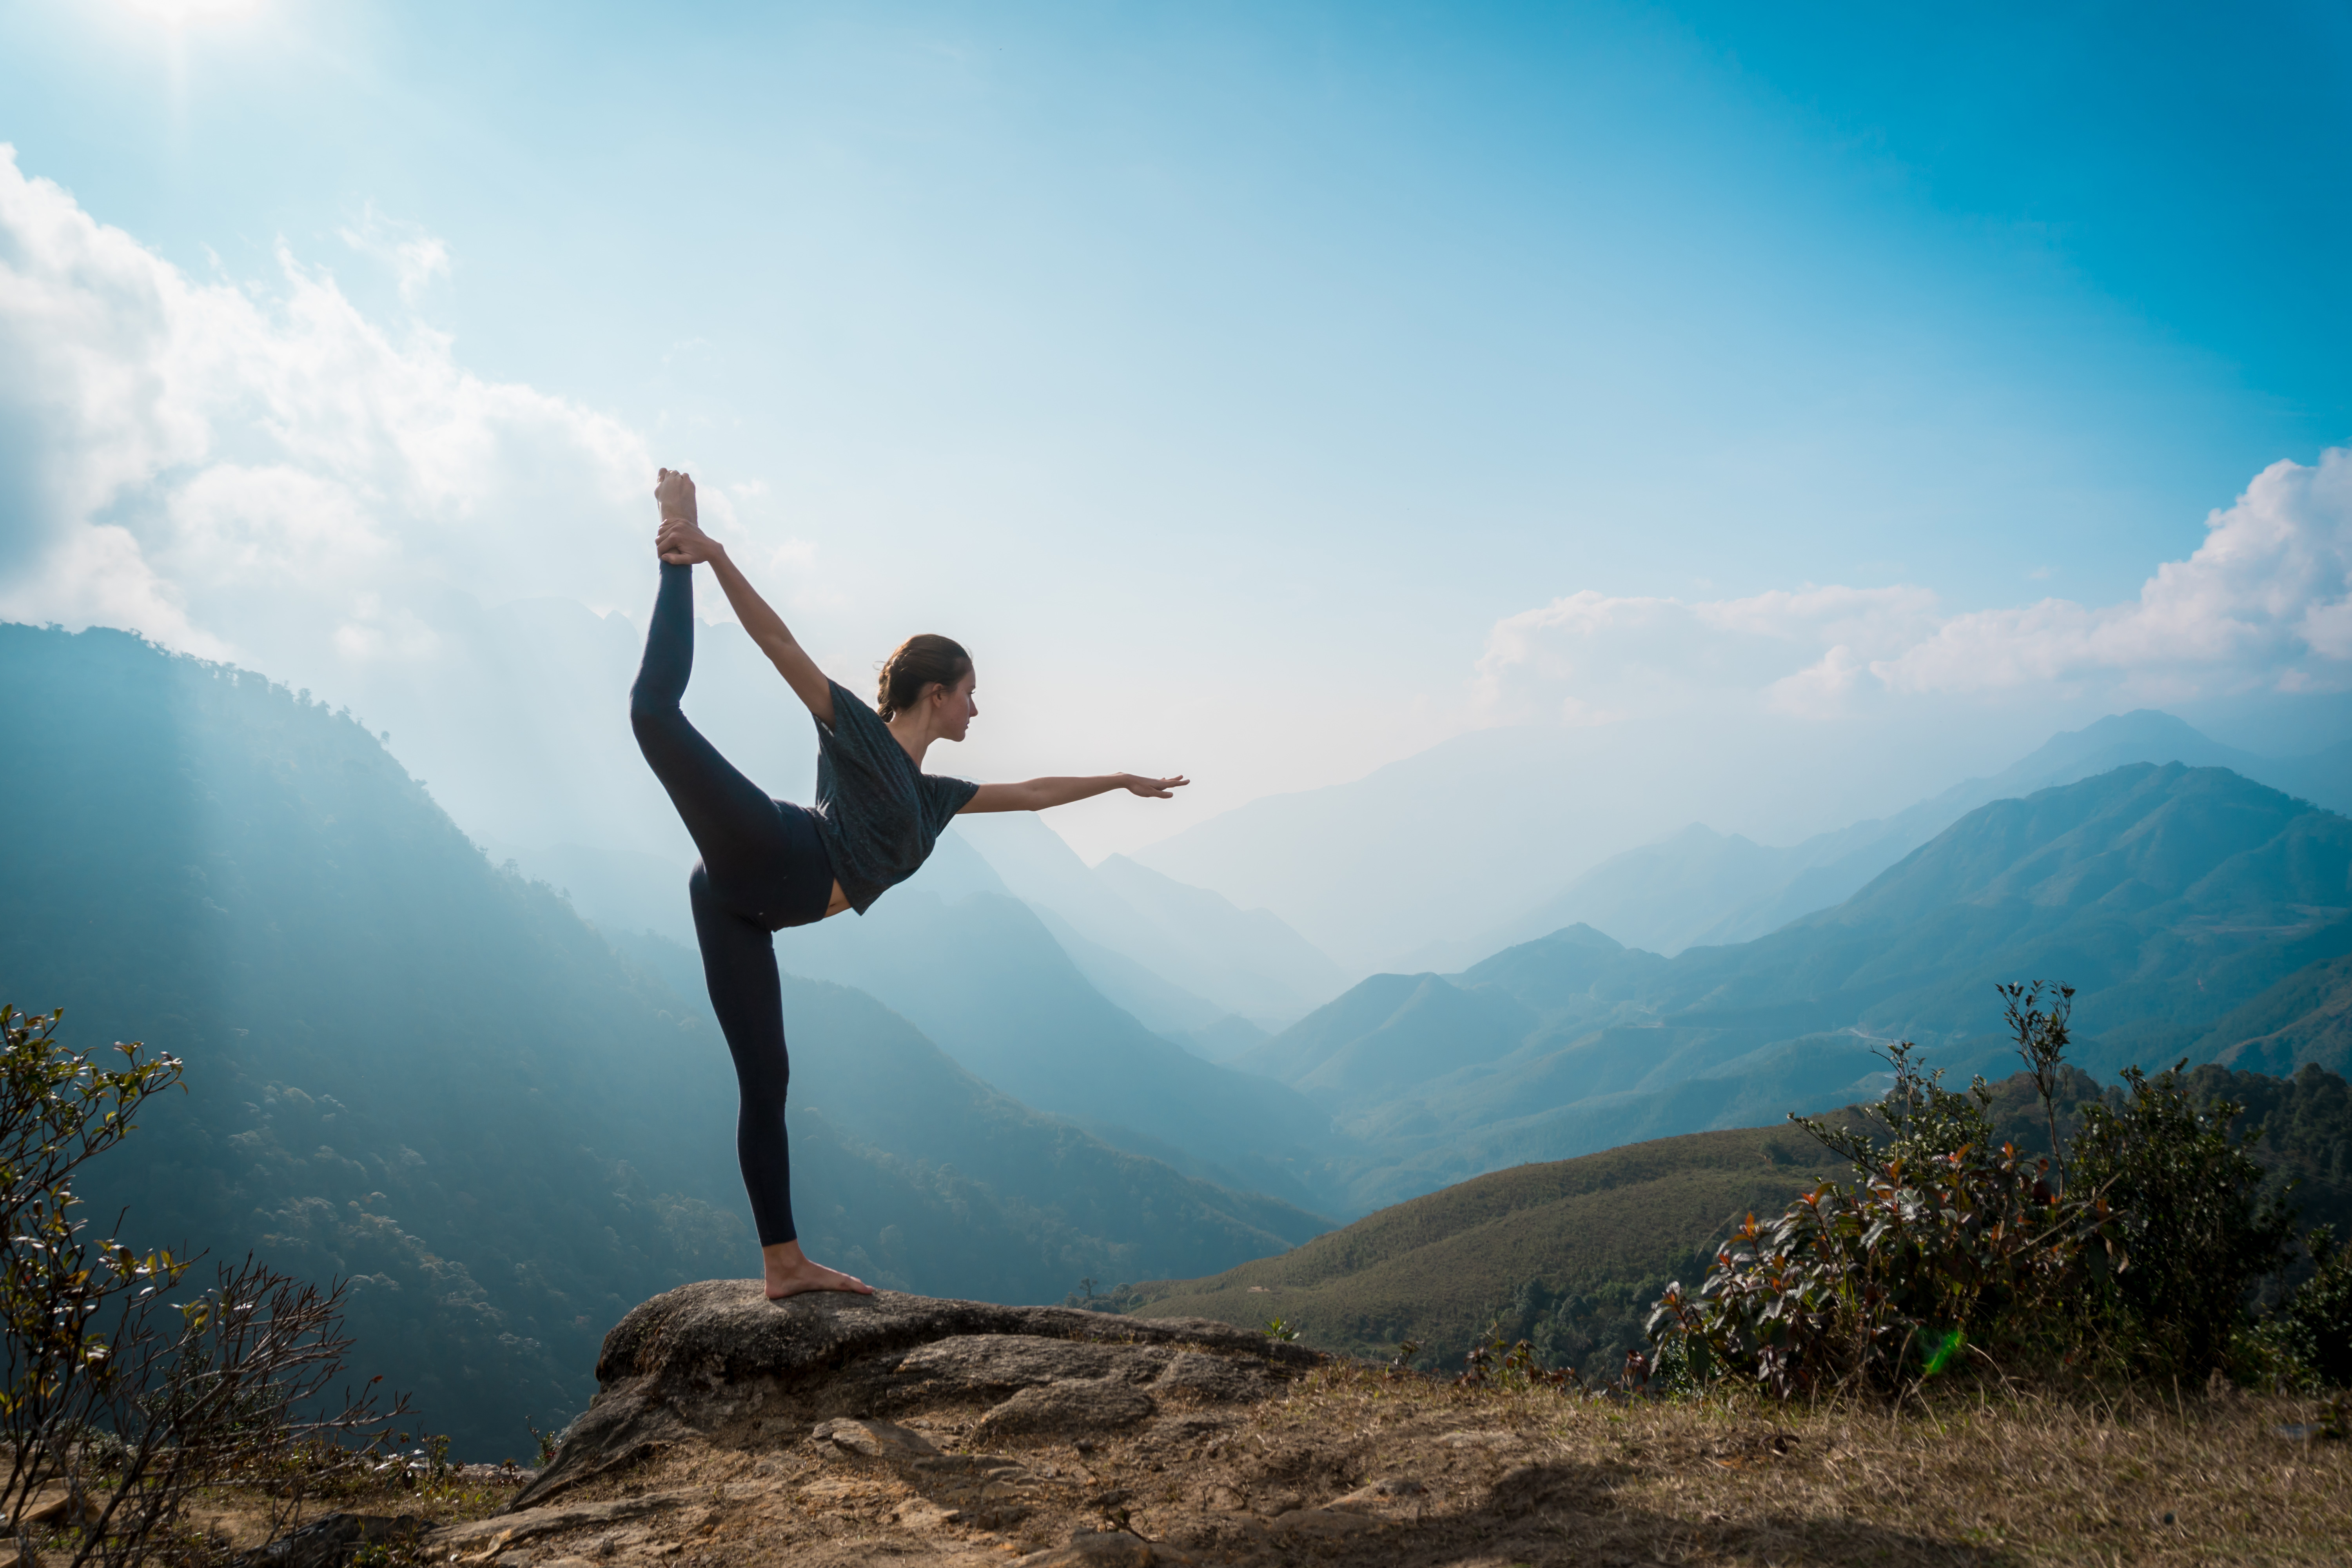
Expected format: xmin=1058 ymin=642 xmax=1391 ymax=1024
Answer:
xmin=511 ymin=789 xmax=1347 ymax=1063
xmin=1133 ymin=706 xmax=2352 ymax=974
xmin=1430 ymin=709 xmax=2294 ymax=965
xmin=952 ymin=811 xmax=1350 ymax=1030
xmin=615 ymin=936 xmax=1332 ymax=1285
xmin=1125 ymin=722 xmax=1742 ymax=972
xmin=2193 ymin=953 xmax=2352 ymax=1078
xmin=0 ymin=624 xmax=1327 ymax=1454
xmin=1253 ymin=762 xmax=2352 ymax=1210
xmin=1129 ymin=1124 xmax=1849 ymax=1372
xmin=768 ymin=886 xmax=1341 ymax=1212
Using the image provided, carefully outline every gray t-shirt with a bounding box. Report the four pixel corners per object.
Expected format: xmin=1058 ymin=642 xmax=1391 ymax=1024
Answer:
xmin=810 ymin=680 xmax=980 ymax=914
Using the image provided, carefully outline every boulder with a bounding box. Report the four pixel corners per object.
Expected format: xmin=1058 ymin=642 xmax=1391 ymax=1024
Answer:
xmin=512 ymin=1283 xmax=1315 ymax=1511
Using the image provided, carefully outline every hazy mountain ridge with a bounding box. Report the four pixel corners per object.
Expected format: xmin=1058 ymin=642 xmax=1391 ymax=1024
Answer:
xmin=766 ymin=886 xmax=1339 ymax=1211
xmin=506 ymin=783 xmax=1347 ymax=1061
xmin=0 ymin=624 xmax=1330 ymax=1453
xmin=1139 ymin=707 xmax=2352 ymax=973
xmin=1417 ymin=709 xmax=2341 ymax=968
xmin=1259 ymin=762 xmax=2352 ymax=1211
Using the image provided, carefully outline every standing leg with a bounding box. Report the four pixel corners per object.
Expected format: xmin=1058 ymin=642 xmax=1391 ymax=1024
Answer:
xmin=689 ymin=870 xmax=874 ymax=1298
xmin=689 ymin=866 xmax=797 ymax=1246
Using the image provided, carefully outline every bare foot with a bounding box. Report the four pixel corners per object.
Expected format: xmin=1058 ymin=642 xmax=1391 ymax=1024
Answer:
xmin=762 ymin=1240 xmax=875 ymax=1300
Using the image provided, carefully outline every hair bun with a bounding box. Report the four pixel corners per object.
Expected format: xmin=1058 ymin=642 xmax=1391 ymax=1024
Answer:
xmin=876 ymin=634 xmax=972 ymax=719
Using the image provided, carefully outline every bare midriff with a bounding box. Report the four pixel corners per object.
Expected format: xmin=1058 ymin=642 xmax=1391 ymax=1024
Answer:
xmin=823 ymin=880 xmax=852 ymax=918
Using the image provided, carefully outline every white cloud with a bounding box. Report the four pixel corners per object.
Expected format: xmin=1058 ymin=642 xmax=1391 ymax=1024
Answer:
xmin=1473 ymin=583 xmax=1939 ymax=723
xmin=0 ymin=143 xmax=655 ymax=669
xmin=338 ymin=203 xmax=454 ymax=303
xmin=1478 ymin=448 xmax=2352 ymax=723
xmin=1872 ymin=451 xmax=2352 ymax=700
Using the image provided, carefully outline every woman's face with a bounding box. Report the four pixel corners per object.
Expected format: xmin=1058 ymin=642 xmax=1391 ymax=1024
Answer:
xmin=933 ymin=668 xmax=978 ymax=742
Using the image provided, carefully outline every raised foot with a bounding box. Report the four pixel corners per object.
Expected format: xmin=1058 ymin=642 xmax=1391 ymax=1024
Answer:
xmin=762 ymin=1241 xmax=875 ymax=1300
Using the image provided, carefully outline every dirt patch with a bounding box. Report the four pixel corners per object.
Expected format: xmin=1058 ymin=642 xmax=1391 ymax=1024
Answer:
xmin=405 ymin=1365 xmax=2352 ymax=1567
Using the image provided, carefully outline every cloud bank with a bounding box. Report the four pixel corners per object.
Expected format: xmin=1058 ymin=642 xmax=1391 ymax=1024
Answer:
xmin=0 ymin=144 xmax=652 ymax=673
xmin=1476 ymin=448 xmax=2352 ymax=725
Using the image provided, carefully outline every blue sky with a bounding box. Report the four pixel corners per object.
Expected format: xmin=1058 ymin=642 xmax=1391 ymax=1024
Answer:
xmin=2 ymin=0 xmax=2347 ymax=860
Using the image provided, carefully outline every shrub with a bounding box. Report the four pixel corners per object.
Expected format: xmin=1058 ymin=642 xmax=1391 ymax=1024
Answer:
xmin=2070 ymin=1061 xmax=2294 ymax=1378
xmin=2259 ymin=1227 xmax=2352 ymax=1389
xmin=1648 ymin=982 xmax=2325 ymax=1399
xmin=1646 ymin=1039 xmax=2111 ymax=1398
xmin=0 ymin=1005 xmax=411 ymax=1566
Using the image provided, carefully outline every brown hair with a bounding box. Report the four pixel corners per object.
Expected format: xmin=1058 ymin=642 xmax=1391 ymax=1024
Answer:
xmin=876 ymin=634 xmax=972 ymax=720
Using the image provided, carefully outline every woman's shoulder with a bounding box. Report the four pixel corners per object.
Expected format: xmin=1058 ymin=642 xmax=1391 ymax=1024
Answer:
xmin=820 ymin=679 xmax=887 ymax=735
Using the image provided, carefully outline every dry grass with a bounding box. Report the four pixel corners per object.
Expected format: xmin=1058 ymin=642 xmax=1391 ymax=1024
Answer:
xmin=1219 ymin=1365 xmax=2352 ymax=1565
xmin=412 ymin=1368 xmax=2352 ymax=1567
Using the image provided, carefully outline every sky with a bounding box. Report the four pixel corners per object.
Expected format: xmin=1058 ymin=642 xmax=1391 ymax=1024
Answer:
xmin=1 ymin=0 xmax=2348 ymax=872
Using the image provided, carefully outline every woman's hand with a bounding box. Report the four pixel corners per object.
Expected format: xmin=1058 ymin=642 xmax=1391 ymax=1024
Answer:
xmin=656 ymin=515 xmax=724 ymax=566
xmin=1122 ymin=774 xmax=1189 ymax=799
xmin=655 ymin=467 xmax=698 ymax=524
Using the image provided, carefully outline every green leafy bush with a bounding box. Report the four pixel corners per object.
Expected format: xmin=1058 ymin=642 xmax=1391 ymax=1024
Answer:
xmin=0 ymin=1005 xmax=410 ymax=1566
xmin=2070 ymin=1062 xmax=2294 ymax=1377
xmin=2256 ymin=1227 xmax=2352 ymax=1389
xmin=1648 ymin=981 xmax=2304 ymax=1397
xmin=1646 ymin=1036 xmax=2112 ymax=1398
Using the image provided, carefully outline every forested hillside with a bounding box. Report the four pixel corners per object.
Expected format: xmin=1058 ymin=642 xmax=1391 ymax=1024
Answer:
xmin=1135 ymin=1062 xmax=2352 ymax=1374
xmin=0 ymin=625 xmax=1327 ymax=1455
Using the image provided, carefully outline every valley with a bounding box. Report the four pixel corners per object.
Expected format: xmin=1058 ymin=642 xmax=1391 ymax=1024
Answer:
xmin=9 ymin=619 xmax=2352 ymax=1458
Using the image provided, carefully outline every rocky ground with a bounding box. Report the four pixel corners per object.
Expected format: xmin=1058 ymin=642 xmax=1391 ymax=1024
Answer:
xmin=363 ymin=1283 xmax=2352 ymax=1568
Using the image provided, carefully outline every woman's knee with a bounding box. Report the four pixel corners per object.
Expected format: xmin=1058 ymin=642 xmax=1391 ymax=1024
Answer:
xmin=630 ymin=683 xmax=678 ymax=738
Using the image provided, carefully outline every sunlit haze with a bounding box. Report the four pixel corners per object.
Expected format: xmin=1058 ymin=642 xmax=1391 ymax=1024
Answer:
xmin=4 ymin=0 xmax=2348 ymax=891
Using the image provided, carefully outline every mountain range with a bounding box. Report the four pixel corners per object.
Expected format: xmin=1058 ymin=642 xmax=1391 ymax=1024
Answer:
xmin=1245 ymin=760 xmax=2352 ymax=1211
xmin=0 ymin=624 xmax=1328 ymax=1455
xmin=1131 ymin=707 xmax=2352 ymax=972
xmin=16 ymin=618 xmax=2352 ymax=1452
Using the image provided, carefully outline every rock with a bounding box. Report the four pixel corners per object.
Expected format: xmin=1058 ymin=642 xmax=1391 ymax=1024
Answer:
xmin=429 ymin=1494 xmax=689 ymax=1552
xmin=977 ymin=1377 xmax=1157 ymax=1438
xmin=1327 ymin=1477 xmax=1425 ymax=1512
xmin=1151 ymin=1350 xmax=1272 ymax=1403
xmin=900 ymin=1335 xmax=1159 ymax=1393
xmin=1014 ymin=1530 xmax=1200 ymax=1566
xmin=903 ymin=1451 xmax=1056 ymax=1527
xmin=514 ymin=1283 xmax=1314 ymax=1510
xmin=891 ymin=1497 xmax=964 ymax=1530
xmin=809 ymin=1417 xmax=940 ymax=1459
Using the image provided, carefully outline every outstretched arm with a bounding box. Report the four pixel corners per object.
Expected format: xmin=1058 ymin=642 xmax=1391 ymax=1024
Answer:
xmin=961 ymin=775 xmax=1189 ymax=813
xmin=653 ymin=470 xmax=835 ymax=727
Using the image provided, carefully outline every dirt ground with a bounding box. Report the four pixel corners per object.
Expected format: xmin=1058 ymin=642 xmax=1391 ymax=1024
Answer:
xmin=377 ymin=1368 xmax=2352 ymax=1568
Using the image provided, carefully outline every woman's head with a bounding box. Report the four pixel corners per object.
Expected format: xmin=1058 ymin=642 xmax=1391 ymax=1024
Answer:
xmin=877 ymin=634 xmax=976 ymax=737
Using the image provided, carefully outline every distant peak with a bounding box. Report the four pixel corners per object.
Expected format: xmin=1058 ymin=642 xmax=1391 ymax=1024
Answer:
xmin=1543 ymin=922 xmax=1626 ymax=952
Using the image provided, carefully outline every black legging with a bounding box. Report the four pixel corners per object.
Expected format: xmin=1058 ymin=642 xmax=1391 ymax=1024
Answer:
xmin=630 ymin=562 xmax=835 ymax=1247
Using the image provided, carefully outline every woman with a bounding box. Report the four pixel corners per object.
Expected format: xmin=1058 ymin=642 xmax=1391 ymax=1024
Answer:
xmin=630 ymin=469 xmax=1187 ymax=1299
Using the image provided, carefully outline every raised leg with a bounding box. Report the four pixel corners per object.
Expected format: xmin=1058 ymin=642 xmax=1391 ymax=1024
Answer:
xmin=630 ymin=562 xmax=788 ymax=902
